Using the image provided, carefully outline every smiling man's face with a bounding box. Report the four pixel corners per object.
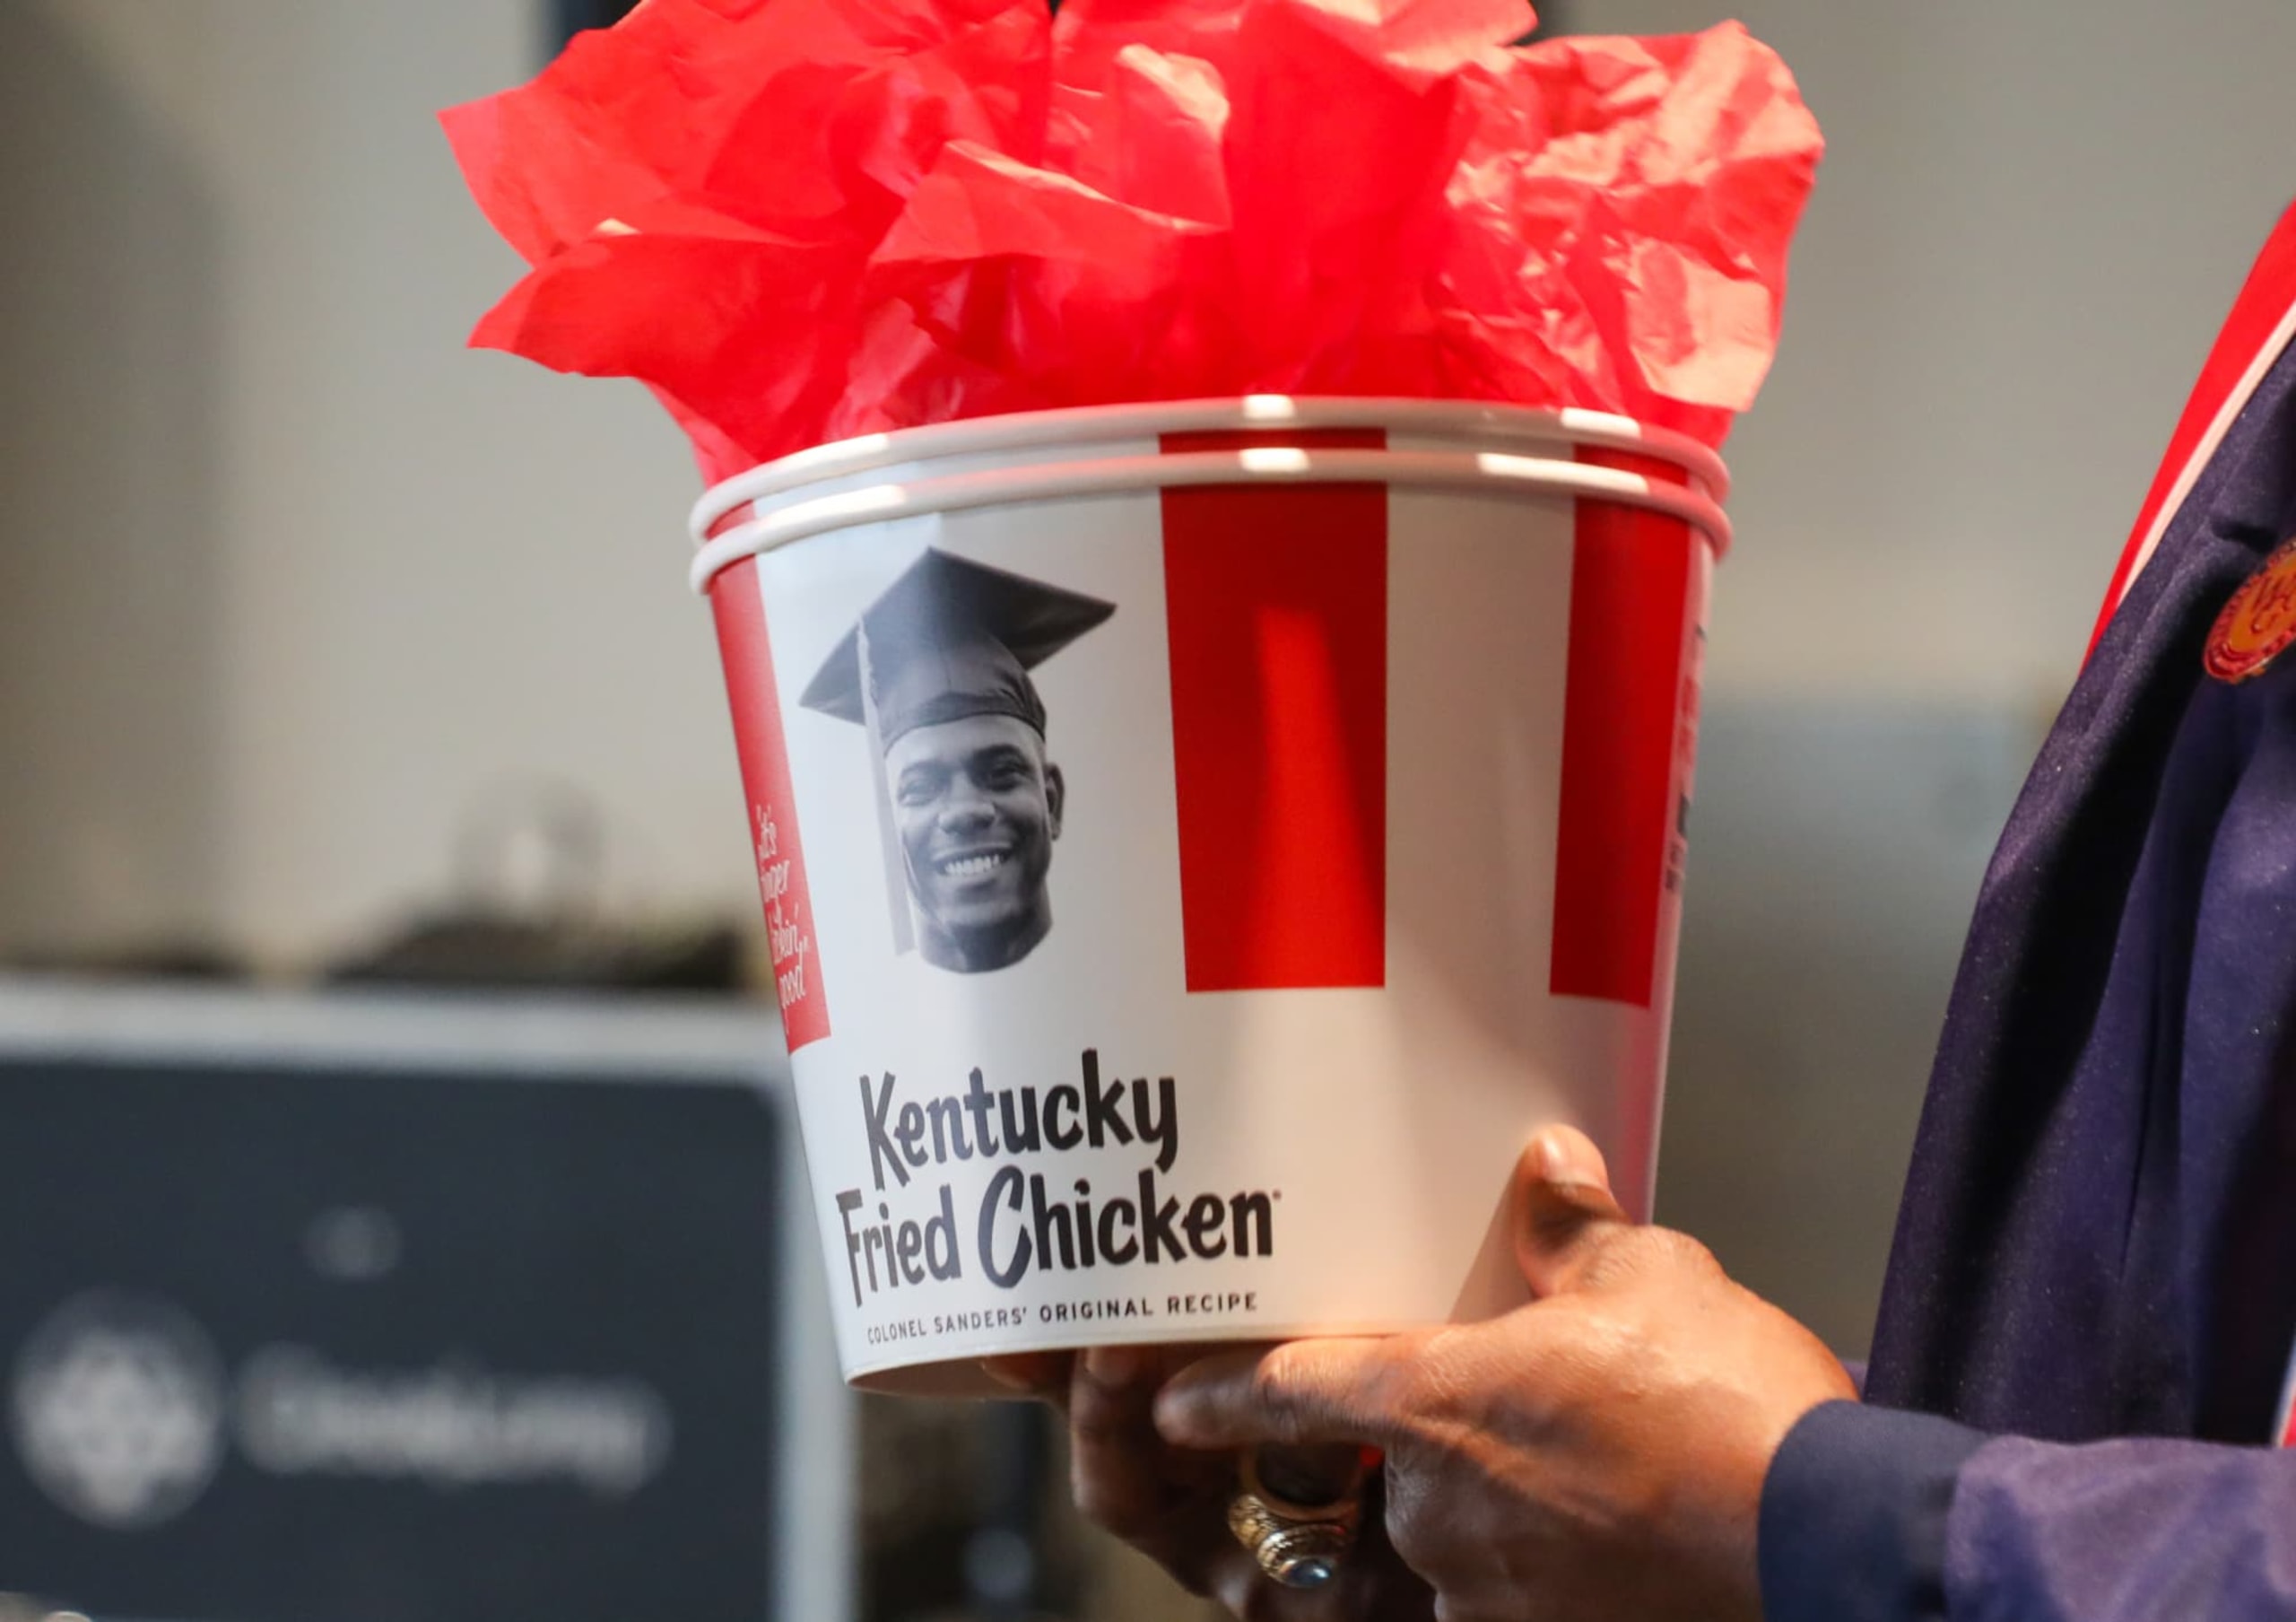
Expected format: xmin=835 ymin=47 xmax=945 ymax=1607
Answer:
xmin=884 ymin=712 xmax=1065 ymax=972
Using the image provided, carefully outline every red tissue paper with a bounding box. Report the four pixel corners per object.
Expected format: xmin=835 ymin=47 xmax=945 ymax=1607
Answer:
xmin=445 ymin=0 xmax=1823 ymax=484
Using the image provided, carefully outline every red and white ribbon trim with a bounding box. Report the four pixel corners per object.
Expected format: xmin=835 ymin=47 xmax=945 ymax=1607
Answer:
xmin=2090 ymin=201 xmax=2296 ymax=654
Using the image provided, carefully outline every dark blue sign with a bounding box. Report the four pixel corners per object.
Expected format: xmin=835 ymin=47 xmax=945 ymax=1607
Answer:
xmin=0 ymin=1055 xmax=783 ymax=1622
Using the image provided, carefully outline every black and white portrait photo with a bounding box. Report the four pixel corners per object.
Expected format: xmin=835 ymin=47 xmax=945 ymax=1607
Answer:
xmin=800 ymin=548 xmax=1115 ymax=975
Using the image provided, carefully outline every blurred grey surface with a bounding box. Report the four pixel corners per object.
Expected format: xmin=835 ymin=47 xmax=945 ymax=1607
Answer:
xmin=1657 ymin=700 xmax=2041 ymax=1356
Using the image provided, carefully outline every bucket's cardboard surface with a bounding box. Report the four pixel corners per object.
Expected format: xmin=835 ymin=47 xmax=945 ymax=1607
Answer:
xmin=704 ymin=418 xmax=1718 ymax=1394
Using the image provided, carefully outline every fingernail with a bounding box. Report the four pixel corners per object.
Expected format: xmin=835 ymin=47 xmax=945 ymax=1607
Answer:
xmin=1532 ymin=1129 xmax=1575 ymax=1183
xmin=1150 ymin=1384 xmax=1195 ymax=1441
xmin=1084 ymin=1344 xmax=1149 ymax=1386
xmin=1533 ymin=1127 xmax=1612 ymax=1194
xmin=979 ymin=1360 xmax=1034 ymax=1392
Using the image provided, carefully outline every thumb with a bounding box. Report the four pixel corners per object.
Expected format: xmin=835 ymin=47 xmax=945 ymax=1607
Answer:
xmin=1511 ymin=1126 xmax=1632 ymax=1297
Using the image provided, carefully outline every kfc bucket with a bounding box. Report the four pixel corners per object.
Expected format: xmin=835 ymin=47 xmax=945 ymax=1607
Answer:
xmin=693 ymin=397 xmax=1729 ymax=1396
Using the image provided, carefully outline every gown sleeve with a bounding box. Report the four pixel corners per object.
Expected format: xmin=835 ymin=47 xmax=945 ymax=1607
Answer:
xmin=1761 ymin=1400 xmax=2296 ymax=1621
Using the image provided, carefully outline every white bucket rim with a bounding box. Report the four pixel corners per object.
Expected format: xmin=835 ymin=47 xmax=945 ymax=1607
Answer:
xmin=688 ymin=397 xmax=1730 ymax=545
xmin=689 ymin=445 xmax=1732 ymax=595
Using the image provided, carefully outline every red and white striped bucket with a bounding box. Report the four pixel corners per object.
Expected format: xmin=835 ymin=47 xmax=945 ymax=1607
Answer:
xmin=692 ymin=397 xmax=1728 ymax=1394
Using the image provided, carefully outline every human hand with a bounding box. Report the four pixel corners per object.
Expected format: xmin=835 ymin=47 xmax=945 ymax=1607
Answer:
xmin=1150 ymin=1128 xmax=1857 ymax=1622
xmin=983 ymin=1345 xmax=1434 ymax=1620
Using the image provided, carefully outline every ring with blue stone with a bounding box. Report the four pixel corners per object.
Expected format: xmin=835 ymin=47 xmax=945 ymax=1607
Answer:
xmin=1227 ymin=1452 xmax=1364 ymax=1591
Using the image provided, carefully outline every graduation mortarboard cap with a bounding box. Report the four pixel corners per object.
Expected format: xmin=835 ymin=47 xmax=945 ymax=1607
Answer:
xmin=800 ymin=548 xmax=1115 ymax=958
xmin=800 ymin=548 xmax=1117 ymax=750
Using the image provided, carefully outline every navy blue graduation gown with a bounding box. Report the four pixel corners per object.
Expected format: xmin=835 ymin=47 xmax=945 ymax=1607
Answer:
xmin=1758 ymin=215 xmax=2296 ymax=1620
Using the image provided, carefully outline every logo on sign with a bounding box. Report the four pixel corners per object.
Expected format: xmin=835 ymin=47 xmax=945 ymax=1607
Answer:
xmin=8 ymin=1291 xmax=227 ymax=1530
xmin=9 ymin=1290 xmax=678 ymax=1532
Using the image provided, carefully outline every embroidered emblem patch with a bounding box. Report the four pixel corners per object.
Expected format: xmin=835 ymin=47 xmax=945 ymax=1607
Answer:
xmin=2205 ymin=535 xmax=2296 ymax=683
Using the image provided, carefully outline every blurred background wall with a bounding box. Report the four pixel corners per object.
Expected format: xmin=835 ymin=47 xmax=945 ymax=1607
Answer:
xmin=1 ymin=0 xmax=741 ymax=969
xmin=8 ymin=0 xmax=2296 ymax=1615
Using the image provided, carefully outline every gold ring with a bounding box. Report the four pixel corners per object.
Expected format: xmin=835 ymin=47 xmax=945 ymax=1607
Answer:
xmin=1226 ymin=1452 xmax=1365 ymax=1591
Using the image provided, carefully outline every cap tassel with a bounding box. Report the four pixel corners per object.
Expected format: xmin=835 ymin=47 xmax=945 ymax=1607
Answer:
xmin=857 ymin=616 xmax=917 ymax=956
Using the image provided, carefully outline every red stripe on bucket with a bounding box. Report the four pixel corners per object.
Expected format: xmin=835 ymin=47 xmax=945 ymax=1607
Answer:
xmin=1161 ymin=428 xmax=1388 ymax=992
xmin=711 ymin=557 xmax=831 ymax=1049
xmin=1551 ymin=451 xmax=1693 ymax=1007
